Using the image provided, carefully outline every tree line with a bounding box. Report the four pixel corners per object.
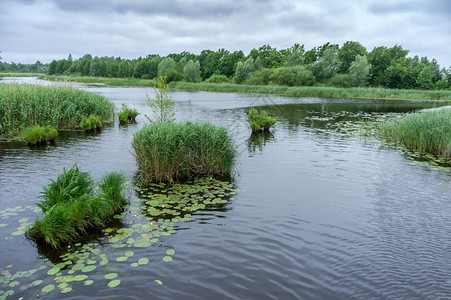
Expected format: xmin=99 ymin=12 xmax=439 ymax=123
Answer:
xmin=3 ymin=42 xmax=451 ymax=89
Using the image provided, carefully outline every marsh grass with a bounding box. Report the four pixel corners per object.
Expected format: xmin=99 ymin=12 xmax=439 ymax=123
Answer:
xmin=247 ymin=108 xmax=276 ymax=133
xmin=26 ymin=165 xmax=128 ymax=248
xmin=132 ymin=121 xmax=237 ymax=184
xmin=118 ymin=103 xmax=139 ymax=124
xmin=80 ymin=115 xmax=102 ymax=131
xmin=23 ymin=124 xmax=58 ymax=145
xmin=379 ymin=108 xmax=451 ymax=159
xmin=0 ymin=83 xmax=114 ymax=140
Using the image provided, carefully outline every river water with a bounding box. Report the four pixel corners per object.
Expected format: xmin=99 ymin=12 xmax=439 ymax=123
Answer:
xmin=0 ymin=78 xmax=450 ymax=299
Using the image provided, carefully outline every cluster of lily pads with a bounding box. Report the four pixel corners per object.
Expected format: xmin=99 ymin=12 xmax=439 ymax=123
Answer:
xmin=0 ymin=177 xmax=241 ymax=299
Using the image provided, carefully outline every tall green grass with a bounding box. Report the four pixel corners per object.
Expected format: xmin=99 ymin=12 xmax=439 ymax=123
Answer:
xmin=0 ymin=83 xmax=114 ymax=140
xmin=132 ymin=121 xmax=237 ymax=184
xmin=379 ymin=108 xmax=451 ymax=159
xmin=26 ymin=165 xmax=128 ymax=248
xmin=172 ymin=82 xmax=451 ymax=101
xmin=39 ymin=75 xmax=157 ymax=87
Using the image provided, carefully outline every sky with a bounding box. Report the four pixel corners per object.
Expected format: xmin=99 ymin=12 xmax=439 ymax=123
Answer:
xmin=1 ymin=0 xmax=451 ymax=68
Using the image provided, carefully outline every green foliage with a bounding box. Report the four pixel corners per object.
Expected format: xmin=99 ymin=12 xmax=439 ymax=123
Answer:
xmin=118 ymin=103 xmax=139 ymax=124
xmin=379 ymin=108 xmax=451 ymax=159
xmin=416 ymin=65 xmax=435 ymax=90
xmin=246 ymin=69 xmax=274 ymax=85
xmin=23 ymin=124 xmax=58 ymax=145
xmin=183 ymin=60 xmax=201 ymax=82
xmin=80 ymin=115 xmax=102 ymax=131
xmin=158 ymin=57 xmax=179 ymax=80
xmin=145 ymin=75 xmax=177 ymax=123
xmin=338 ymin=41 xmax=367 ymax=73
xmin=330 ymin=74 xmax=351 ymax=88
xmin=26 ymin=165 xmax=127 ymax=248
xmin=348 ymin=55 xmax=371 ymax=87
xmin=204 ymin=74 xmax=231 ymax=84
xmin=0 ymin=83 xmax=114 ymax=140
xmin=312 ymin=46 xmax=339 ymax=82
xmin=247 ymin=108 xmax=276 ymax=133
xmin=269 ymin=66 xmax=316 ymax=86
xmin=132 ymin=121 xmax=237 ymax=183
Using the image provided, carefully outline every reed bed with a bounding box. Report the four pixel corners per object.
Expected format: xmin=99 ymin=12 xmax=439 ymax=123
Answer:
xmin=379 ymin=108 xmax=451 ymax=159
xmin=132 ymin=121 xmax=237 ymax=184
xmin=39 ymin=75 xmax=156 ymax=87
xmin=0 ymin=83 xmax=114 ymax=140
xmin=26 ymin=165 xmax=128 ymax=249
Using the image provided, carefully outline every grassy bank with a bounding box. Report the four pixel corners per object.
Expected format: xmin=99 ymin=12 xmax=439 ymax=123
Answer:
xmin=39 ymin=75 xmax=451 ymax=101
xmin=0 ymin=83 xmax=114 ymax=141
xmin=132 ymin=121 xmax=237 ymax=184
xmin=379 ymin=108 xmax=451 ymax=160
xmin=0 ymin=72 xmax=45 ymax=77
xmin=26 ymin=165 xmax=128 ymax=249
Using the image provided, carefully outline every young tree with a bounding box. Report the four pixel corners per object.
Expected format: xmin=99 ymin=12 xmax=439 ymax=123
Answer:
xmin=145 ymin=75 xmax=177 ymax=123
xmin=416 ymin=65 xmax=435 ymax=89
xmin=348 ymin=55 xmax=371 ymax=87
xmin=312 ymin=46 xmax=339 ymax=81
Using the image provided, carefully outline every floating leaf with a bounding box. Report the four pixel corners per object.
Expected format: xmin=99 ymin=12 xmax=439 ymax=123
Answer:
xmin=84 ymin=280 xmax=94 ymax=286
xmin=154 ymin=280 xmax=163 ymax=285
xmin=166 ymin=249 xmax=175 ymax=256
xmin=58 ymin=283 xmax=69 ymax=289
xmin=47 ymin=267 xmax=60 ymax=276
xmin=108 ymin=279 xmax=121 ymax=288
xmin=61 ymin=287 xmax=72 ymax=293
xmin=124 ymin=251 xmax=134 ymax=258
xmin=130 ymin=263 xmax=140 ymax=267
xmin=72 ymin=263 xmax=85 ymax=271
xmin=9 ymin=280 xmax=19 ymax=287
xmin=162 ymin=256 xmax=172 ymax=262
xmin=86 ymin=260 xmax=97 ymax=265
xmin=32 ymin=280 xmax=43 ymax=286
xmin=73 ymin=275 xmax=88 ymax=281
xmin=116 ymin=256 xmax=127 ymax=262
xmin=99 ymin=259 xmax=109 ymax=266
xmin=104 ymin=273 xmax=118 ymax=280
xmin=42 ymin=284 xmax=55 ymax=293
xmin=138 ymin=258 xmax=149 ymax=266
xmin=81 ymin=266 xmax=96 ymax=273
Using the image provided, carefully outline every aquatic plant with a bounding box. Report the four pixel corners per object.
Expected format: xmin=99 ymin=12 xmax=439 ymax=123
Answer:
xmin=379 ymin=108 xmax=451 ymax=160
xmin=132 ymin=121 xmax=237 ymax=183
xmin=118 ymin=103 xmax=139 ymax=124
xmin=0 ymin=83 xmax=114 ymax=141
xmin=247 ymin=108 xmax=276 ymax=133
xmin=23 ymin=124 xmax=58 ymax=145
xmin=26 ymin=165 xmax=128 ymax=248
xmin=80 ymin=115 xmax=102 ymax=131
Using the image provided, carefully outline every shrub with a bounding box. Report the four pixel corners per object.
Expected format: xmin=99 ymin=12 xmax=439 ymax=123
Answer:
xmin=80 ymin=115 xmax=102 ymax=131
xmin=247 ymin=108 xmax=276 ymax=133
xmin=330 ymin=74 xmax=351 ymax=88
xmin=246 ymin=69 xmax=274 ymax=86
xmin=118 ymin=103 xmax=139 ymax=124
xmin=26 ymin=165 xmax=127 ymax=248
xmin=204 ymin=74 xmax=231 ymax=84
xmin=269 ymin=66 xmax=316 ymax=87
xmin=132 ymin=121 xmax=237 ymax=184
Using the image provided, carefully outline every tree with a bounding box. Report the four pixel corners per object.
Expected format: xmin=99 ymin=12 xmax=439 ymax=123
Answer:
xmin=348 ymin=55 xmax=371 ymax=87
xmin=48 ymin=60 xmax=57 ymax=75
xmin=145 ymin=76 xmax=177 ymax=123
xmin=158 ymin=57 xmax=176 ymax=77
xmin=235 ymin=57 xmax=256 ymax=84
xmin=368 ymin=45 xmax=408 ymax=87
xmin=338 ymin=41 xmax=367 ymax=73
xmin=312 ymin=46 xmax=339 ymax=81
xmin=183 ymin=60 xmax=201 ymax=82
xmin=416 ymin=65 xmax=434 ymax=89
xmin=284 ymin=44 xmax=305 ymax=67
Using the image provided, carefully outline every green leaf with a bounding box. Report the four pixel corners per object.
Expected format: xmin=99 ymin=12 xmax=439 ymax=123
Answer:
xmin=166 ymin=249 xmax=175 ymax=255
xmin=138 ymin=258 xmax=149 ymax=266
xmin=162 ymin=256 xmax=172 ymax=262
xmin=81 ymin=266 xmax=96 ymax=273
xmin=154 ymin=280 xmax=163 ymax=285
xmin=104 ymin=273 xmax=118 ymax=280
xmin=42 ymin=284 xmax=55 ymax=293
xmin=108 ymin=279 xmax=121 ymax=288
xmin=124 ymin=251 xmax=134 ymax=258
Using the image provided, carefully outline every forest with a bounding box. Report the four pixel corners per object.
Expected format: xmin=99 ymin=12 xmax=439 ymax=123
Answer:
xmin=2 ymin=42 xmax=451 ymax=90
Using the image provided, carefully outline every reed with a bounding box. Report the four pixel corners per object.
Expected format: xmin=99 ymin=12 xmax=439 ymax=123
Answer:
xmin=26 ymin=165 xmax=127 ymax=248
xmin=132 ymin=121 xmax=237 ymax=184
xmin=39 ymin=75 xmax=156 ymax=87
xmin=379 ymin=108 xmax=451 ymax=159
xmin=118 ymin=103 xmax=139 ymax=124
xmin=0 ymin=83 xmax=114 ymax=140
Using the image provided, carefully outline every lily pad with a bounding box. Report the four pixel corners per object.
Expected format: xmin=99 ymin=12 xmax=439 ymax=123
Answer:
xmin=130 ymin=262 xmax=140 ymax=267
xmin=105 ymin=273 xmax=118 ymax=280
xmin=166 ymin=249 xmax=175 ymax=255
xmin=162 ymin=256 xmax=173 ymax=262
xmin=84 ymin=280 xmax=94 ymax=286
xmin=124 ymin=251 xmax=134 ymax=258
xmin=116 ymin=256 xmax=128 ymax=262
xmin=138 ymin=258 xmax=149 ymax=266
xmin=73 ymin=275 xmax=88 ymax=281
xmin=32 ymin=280 xmax=43 ymax=286
xmin=42 ymin=284 xmax=55 ymax=293
xmin=154 ymin=280 xmax=163 ymax=285
xmin=108 ymin=279 xmax=121 ymax=288
xmin=81 ymin=266 xmax=96 ymax=273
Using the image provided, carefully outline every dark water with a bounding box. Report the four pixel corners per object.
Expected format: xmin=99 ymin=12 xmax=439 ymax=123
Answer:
xmin=1 ymin=78 xmax=450 ymax=299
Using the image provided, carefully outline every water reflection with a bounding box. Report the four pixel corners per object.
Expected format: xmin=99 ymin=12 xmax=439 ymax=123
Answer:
xmin=247 ymin=131 xmax=275 ymax=155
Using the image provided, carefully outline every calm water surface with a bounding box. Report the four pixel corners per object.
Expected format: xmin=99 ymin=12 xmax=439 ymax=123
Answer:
xmin=0 ymin=78 xmax=450 ymax=299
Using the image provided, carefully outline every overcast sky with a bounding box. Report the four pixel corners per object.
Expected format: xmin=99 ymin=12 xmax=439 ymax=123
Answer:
xmin=1 ymin=0 xmax=450 ymax=68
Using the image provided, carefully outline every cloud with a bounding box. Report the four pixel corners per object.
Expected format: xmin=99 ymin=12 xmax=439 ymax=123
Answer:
xmin=1 ymin=0 xmax=450 ymax=68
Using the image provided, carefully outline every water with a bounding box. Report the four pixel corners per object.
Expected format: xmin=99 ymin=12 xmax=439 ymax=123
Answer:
xmin=1 ymin=78 xmax=450 ymax=299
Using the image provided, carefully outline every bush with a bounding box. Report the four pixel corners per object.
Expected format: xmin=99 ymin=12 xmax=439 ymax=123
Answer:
xmin=330 ymin=74 xmax=351 ymax=88
xmin=132 ymin=121 xmax=237 ymax=183
xmin=118 ymin=103 xmax=139 ymax=124
xmin=247 ymin=108 xmax=276 ymax=133
xmin=26 ymin=165 xmax=127 ymax=248
xmin=204 ymin=74 xmax=231 ymax=84
xmin=269 ymin=66 xmax=316 ymax=87
xmin=246 ymin=69 xmax=274 ymax=86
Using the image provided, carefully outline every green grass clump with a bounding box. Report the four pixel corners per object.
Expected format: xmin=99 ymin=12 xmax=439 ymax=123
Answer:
xmin=26 ymin=165 xmax=128 ymax=248
xmin=23 ymin=124 xmax=58 ymax=145
xmin=132 ymin=121 xmax=237 ymax=184
xmin=247 ymin=108 xmax=276 ymax=133
xmin=0 ymin=83 xmax=114 ymax=141
xmin=118 ymin=103 xmax=139 ymax=124
xmin=80 ymin=114 xmax=102 ymax=131
xmin=379 ymin=108 xmax=451 ymax=159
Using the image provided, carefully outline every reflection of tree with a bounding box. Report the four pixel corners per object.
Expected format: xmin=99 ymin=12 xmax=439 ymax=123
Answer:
xmin=247 ymin=131 xmax=274 ymax=154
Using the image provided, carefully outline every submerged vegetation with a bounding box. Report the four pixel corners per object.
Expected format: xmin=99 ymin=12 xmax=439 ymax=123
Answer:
xmin=132 ymin=121 xmax=237 ymax=184
xmin=118 ymin=103 xmax=139 ymax=124
xmin=26 ymin=165 xmax=128 ymax=248
xmin=379 ymin=108 xmax=451 ymax=160
xmin=23 ymin=124 xmax=58 ymax=145
xmin=0 ymin=83 xmax=114 ymax=141
xmin=247 ymin=108 xmax=276 ymax=133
